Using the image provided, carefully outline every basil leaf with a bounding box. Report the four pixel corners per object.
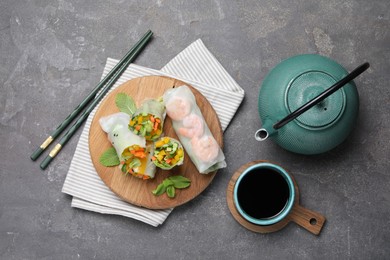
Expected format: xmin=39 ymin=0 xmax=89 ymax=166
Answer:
xmin=172 ymin=181 xmax=190 ymax=189
xmin=115 ymin=93 xmax=136 ymax=115
xmin=99 ymin=147 xmax=120 ymax=167
xmin=168 ymin=176 xmax=191 ymax=188
xmin=168 ymin=175 xmax=191 ymax=183
xmin=166 ymin=185 xmax=175 ymax=198
xmin=163 ymin=179 xmax=174 ymax=187
xmin=152 ymin=183 xmax=166 ymax=196
xmin=152 ymin=175 xmax=190 ymax=198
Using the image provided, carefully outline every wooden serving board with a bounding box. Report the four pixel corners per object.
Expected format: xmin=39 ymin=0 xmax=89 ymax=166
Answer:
xmin=89 ymin=76 xmax=223 ymax=210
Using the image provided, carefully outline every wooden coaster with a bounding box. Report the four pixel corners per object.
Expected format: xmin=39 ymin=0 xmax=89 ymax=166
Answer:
xmin=226 ymin=160 xmax=326 ymax=235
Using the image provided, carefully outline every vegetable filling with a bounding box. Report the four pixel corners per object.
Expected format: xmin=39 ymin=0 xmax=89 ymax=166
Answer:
xmin=152 ymin=137 xmax=184 ymax=169
xmin=129 ymin=114 xmax=163 ymax=141
xmin=121 ymin=145 xmax=151 ymax=179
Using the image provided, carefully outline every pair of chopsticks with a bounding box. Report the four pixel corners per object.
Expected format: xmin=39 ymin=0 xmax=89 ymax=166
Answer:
xmin=31 ymin=30 xmax=153 ymax=170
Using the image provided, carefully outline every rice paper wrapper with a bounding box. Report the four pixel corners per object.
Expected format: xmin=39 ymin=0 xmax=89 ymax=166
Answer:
xmin=132 ymin=99 xmax=166 ymax=122
xmin=163 ymin=86 xmax=226 ymax=174
xmin=99 ymin=112 xmax=146 ymax=159
xmin=99 ymin=112 xmax=156 ymax=178
xmin=143 ymin=145 xmax=157 ymax=177
xmin=130 ymin=99 xmax=166 ymax=141
xmin=125 ymin=144 xmax=157 ymax=179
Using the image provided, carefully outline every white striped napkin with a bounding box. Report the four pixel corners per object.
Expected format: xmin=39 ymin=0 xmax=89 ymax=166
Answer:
xmin=62 ymin=39 xmax=245 ymax=226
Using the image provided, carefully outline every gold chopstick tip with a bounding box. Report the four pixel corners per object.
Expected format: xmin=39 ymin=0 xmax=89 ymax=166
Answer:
xmin=49 ymin=144 xmax=62 ymax=158
xmin=40 ymin=136 xmax=54 ymax=149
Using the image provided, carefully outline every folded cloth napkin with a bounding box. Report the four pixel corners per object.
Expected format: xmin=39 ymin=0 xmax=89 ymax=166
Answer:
xmin=62 ymin=39 xmax=245 ymax=226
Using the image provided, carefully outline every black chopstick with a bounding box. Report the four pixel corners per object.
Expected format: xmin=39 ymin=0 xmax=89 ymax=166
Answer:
xmin=30 ymin=29 xmax=153 ymax=161
xmin=273 ymin=62 xmax=370 ymax=130
xmin=38 ymin=31 xmax=153 ymax=170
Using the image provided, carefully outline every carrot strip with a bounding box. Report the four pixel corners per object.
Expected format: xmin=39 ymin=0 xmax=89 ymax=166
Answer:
xmin=135 ymin=147 xmax=145 ymax=152
xmin=134 ymin=151 xmax=146 ymax=158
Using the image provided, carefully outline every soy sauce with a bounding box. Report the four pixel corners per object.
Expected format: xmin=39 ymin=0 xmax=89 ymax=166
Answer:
xmin=237 ymin=168 xmax=290 ymax=219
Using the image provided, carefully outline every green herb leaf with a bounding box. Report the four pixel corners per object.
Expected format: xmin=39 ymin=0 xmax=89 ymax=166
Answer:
xmin=99 ymin=147 xmax=120 ymax=167
xmin=163 ymin=179 xmax=174 ymax=187
xmin=152 ymin=175 xmax=191 ymax=198
xmin=172 ymin=181 xmax=190 ymax=189
xmin=168 ymin=176 xmax=191 ymax=189
xmin=152 ymin=183 xmax=167 ymax=196
xmin=166 ymin=185 xmax=176 ymax=198
xmin=115 ymin=93 xmax=136 ymax=115
xmin=168 ymin=175 xmax=191 ymax=183
xmin=128 ymin=158 xmax=141 ymax=169
xmin=121 ymin=163 xmax=127 ymax=173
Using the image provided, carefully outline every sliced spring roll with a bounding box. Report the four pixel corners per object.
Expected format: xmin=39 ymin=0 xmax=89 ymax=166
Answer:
xmin=120 ymin=144 xmax=156 ymax=179
xmin=99 ymin=112 xmax=156 ymax=179
xmin=152 ymin=137 xmax=184 ymax=170
xmin=128 ymin=99 xmax=165 ymax=141
xmin=163 ymin=86 xmax=226 ymax=174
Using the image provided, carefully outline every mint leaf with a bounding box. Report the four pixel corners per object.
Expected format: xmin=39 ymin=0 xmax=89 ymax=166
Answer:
xmin=163 ymin=179 xmax=174 ymax=187
xmin=166 ymin=186 xmax=175 ymax=198
xmin=121 ymin=163 xmax=127 ymax=173
xmin=128 ymin=158 xmax=141 ymax=169
xmin=168 ymin=175 xmax=191 ymax=183
xmin=99 ymin=147 xmax=120 ymax=167
xmin=115 ymin=93 xmax=136 ymax=115
xmin=152 ymin=175 xmax=190 ymax=198
xmin=168 ymin=176 xmax=191 ymax=189
xmin=152 ymin=183 xmax=167 ymax=196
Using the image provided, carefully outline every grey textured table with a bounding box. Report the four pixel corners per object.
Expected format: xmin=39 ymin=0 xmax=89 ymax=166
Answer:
xmin=1 ymin=1 xmax=389 ymax=259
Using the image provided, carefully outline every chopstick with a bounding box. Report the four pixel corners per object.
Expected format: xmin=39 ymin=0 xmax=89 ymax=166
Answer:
xmin=36 ymin=30 xmax=153 ymax=169
xmin=31 ymin=30 xmax=153 ymax=161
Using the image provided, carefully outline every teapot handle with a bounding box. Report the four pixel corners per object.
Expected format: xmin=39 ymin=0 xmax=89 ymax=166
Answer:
xmin=273 ymin=62 xmax=370 ymax=130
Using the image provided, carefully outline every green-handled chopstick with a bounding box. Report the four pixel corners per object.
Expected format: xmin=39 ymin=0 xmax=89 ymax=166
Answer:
xmin=38 ymin=31 xmax=153 ymax=170
xmin=30 ymin=29 xmax=153 ymax=161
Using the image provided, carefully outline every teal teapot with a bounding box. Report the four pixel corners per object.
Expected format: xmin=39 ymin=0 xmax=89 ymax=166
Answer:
xmin=255 ymin=54 xmax=369 ymax=155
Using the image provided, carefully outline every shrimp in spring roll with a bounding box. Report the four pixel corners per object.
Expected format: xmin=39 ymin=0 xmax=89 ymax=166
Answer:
xmin=163 ymin=86 xmax=226 ymax=174
xmin=99 ymin=112 xmax=156 ymax=179
xmin=128 ymin=99 xmax=165 ymax=141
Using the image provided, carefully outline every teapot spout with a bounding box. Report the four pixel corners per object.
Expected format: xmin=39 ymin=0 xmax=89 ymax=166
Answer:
xmin=255 ymin=128 xmax=269 ymax=141
xmin=255 ymin=123 xmax=276 ymax=141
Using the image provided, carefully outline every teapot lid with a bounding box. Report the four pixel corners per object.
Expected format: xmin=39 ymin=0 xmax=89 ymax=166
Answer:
xmin=257 ymin=54 xmax=365 ymax=155
xmin=286 ymin=70 xmax=346 ymax=129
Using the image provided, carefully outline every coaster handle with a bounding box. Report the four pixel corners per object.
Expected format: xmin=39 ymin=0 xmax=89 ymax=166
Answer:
xmin=289 ymin=204 xmax=326 ymax=235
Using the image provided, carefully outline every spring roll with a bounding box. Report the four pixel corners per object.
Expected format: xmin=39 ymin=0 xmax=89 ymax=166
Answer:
xmin=99 ymin=112 xmax=156 ymax=179
xmin=163 ymin=86 xmax=226 ymax=174
xmin=152 ymin=137 xmax=184 ymax=170
xmin=129 ymin=99 xmax=165 ymax=141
